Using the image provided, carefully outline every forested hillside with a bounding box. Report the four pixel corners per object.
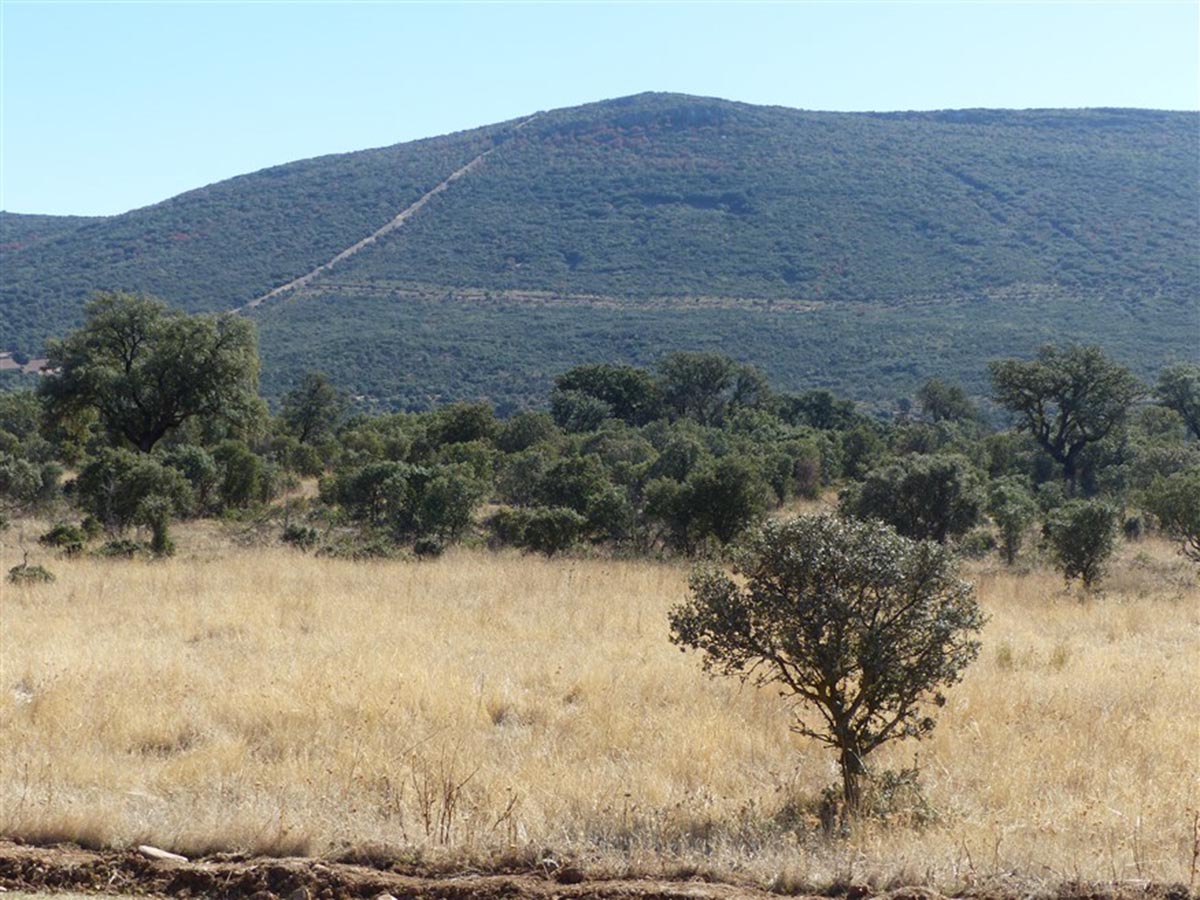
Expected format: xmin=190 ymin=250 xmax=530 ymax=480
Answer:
xmin=3 ymin=94 xmax=1196 ymax=410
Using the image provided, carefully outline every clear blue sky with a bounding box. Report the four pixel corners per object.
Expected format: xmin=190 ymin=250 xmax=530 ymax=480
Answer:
xmin=2 ymin=1 xmax=1197 ymax=216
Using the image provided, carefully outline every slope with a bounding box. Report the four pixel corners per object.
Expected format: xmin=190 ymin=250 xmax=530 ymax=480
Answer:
xmin=3 ymin=93 xmax=1197 ymax=409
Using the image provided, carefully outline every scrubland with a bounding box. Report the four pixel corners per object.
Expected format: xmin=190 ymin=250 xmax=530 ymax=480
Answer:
xmin=1 ymin=526 xmax=1197 ymax=893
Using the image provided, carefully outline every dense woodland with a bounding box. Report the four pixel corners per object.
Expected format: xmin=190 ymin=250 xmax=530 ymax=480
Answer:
xmin=3 ymin=94 xmax=1197 ymax=411
xmin=4 ymin=295 xmax=1198 ymax=586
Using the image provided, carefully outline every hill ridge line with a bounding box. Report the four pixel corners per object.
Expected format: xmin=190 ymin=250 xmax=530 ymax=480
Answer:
xmin=238 ymin=114 xmax=540 ymax=312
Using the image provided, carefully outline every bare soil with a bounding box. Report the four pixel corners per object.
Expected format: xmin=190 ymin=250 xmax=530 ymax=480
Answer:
xmin=0 ymin=841 xmax=1193 ymax=900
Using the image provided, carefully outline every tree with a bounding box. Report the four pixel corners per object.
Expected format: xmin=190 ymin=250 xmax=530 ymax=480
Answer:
xmin=40 ymin=292 xmax=260 ymax=453
xmin=670 ymin=515 xmax=983 ymax=811
xmin=1043 ymin=499 xmax=1119 ymax=590
xmin=549 ymin=389 xmax=613 ymax=433
xmin=281 ymin=371 xmax=346 ymax=445
xmin=555 ymin=363 xmax=663 ymax=426
xmin=841 ymin=453 xmax=984 ymax=544
xmin=776 ymin=389 xmax=858 ymax=431
xmin=915 ymin=378 xmax=976 ymax=423
xmin=1155 ymin=363 xmax=1200 ymax=440
xmin=989 ymin=345 xmax=1141 ymax=492
xmin=1143 ymin=469 xmax=1200 ymax=563
xmin=987 ymin=477 xmax=1038 ymax=564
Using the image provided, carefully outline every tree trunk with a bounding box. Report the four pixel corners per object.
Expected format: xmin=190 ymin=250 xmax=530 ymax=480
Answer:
xmin=839 ymin=743 xmax=868 ymax=814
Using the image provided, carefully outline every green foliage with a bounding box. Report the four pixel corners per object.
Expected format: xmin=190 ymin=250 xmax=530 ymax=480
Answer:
xmin=39 ymin=522 xmax=88 ymax=556
xmin=0 ymin=453 xmax=60 ymax=514
xmin=75 ymin=448 xmax=194 ymax=533
xmin=841 ymin=453 xmax=984 ymax=543
xmin=5 ymin=98 xmax=1196 ymax=414
xmin=555 ymin=363 xmax=663 ymax=426
xmin=163 ymin=444 xmax=220 ymax=513
xmin=1142 ymin=469 xmax=1200 ymax=563
xmin=669 ymin=514 xmax=983 ymax=810
xmin=1155 ymin=363 xmax=1200 ymax=440
xmin=212 ymin=440 xmax=275 ymax=509
xmin=550 ymin=389 xmax=613 ymax=433
xmin=40 ymin=292 xmax=261 ymax=453
xmin=281 ymin=523 xmax=321 ymax=550
xmin=990 ymin=344 xmax=1141 ymax=491
xmin=1044 ymin=499 xmax=1120 ymax=590
xmin=658 ymin=352 xmax=767 ymax=426
xmin=94 ymin=538 xmax=151 ymax=558
xmin=495 ymin=411 xmax=558 ymax=453
xmin=320 ymin=459 xmax=487 ymax=543
xmin=489 ymin=506 xmax=587 ymax=556
xmin=986 ymin=477 xmax=1038 ymax=564
xmin=8 ymin=562 xmax=55 ymax=585
xmin=915 ymin=378 xmax=976 ymax=423
xmin=281 ymin=371 xmax=347 ymax=445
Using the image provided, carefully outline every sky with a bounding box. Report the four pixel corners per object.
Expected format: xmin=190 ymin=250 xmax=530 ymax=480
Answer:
xmin=2 ymin=1 xmax=1197 ymax=217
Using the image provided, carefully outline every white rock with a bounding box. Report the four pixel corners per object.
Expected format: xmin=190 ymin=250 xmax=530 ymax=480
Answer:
xmin=137 ymin=844 xmax=188 ymax=863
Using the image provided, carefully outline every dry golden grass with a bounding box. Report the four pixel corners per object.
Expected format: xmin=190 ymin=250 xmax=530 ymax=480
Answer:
xmin=1 ymin=524 xmax=1197 ymax=892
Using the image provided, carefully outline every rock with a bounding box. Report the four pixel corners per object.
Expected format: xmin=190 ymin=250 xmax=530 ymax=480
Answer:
xmin=136 ymin=844 xmax=188 ymax=863
xmin=287 ymin=888 xmax=311 ymax=900
xmin=371 ymin=893 xmax=399 ymax=900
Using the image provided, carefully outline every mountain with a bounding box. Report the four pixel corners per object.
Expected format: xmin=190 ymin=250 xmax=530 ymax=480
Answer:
xmin=3 ymin=93 xmax=1197 ymax=410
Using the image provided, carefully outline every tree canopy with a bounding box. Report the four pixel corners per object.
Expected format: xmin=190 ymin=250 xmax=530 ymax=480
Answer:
xmin=40 ymin=292 xmax=261 ymax=453
xmin=669 ymin=514 xmax=984 ymax=811
xmin=989 ymin=344 xmax=1141 ymax=491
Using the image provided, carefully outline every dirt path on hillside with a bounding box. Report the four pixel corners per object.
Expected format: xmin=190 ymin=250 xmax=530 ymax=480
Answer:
xmin=239 ymin=116 xmax=539 ymax=312
xmin=0 ymin=841 xmax=1193 ymax=900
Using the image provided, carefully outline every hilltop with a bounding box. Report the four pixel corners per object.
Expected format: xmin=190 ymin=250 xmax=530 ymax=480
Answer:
xmin=3 ymin=93 xmax=1196 ymax=409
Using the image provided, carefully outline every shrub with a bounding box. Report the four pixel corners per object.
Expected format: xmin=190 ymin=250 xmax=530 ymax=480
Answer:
xmin=8 ymin=563 xmax=55 ymax=584
xmin=1142 ymin=469 xmax=1200 ymax=563
xmin=987 ymin=476 xmax=1038 ymax=564
xmin=75 ymin=448 xmax=193 ymax=532
xmin=841 ymin=453 xmax=984 ymax=543
xmin=670 ymin=514 xmax=983 ymax=812
xmin=38 ymin=523 xmax=88 ymax=556
xmin=1044 ymin=499 xmax=1120 ymax=590
xmin=281 ymin=524 xmax=320 ymax=550
xmin=316 ymin=533 xmax=401 ymax=561
xmin=488 ymin=506 xmax=587 ymax=556
xmin=95 ymin=538 xmax=150 ymax=558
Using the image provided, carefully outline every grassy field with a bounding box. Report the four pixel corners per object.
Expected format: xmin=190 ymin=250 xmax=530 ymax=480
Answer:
xmin=1 ymin=524 xmax=1197 ymax=893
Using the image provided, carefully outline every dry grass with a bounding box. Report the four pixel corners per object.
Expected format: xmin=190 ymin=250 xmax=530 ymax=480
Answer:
xmin=1 ymin=524 xmax=1197 ymax=892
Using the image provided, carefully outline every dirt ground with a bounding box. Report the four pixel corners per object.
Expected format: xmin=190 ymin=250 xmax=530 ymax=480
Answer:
xmin=0 ymin=841 xmax=1194 ymax=900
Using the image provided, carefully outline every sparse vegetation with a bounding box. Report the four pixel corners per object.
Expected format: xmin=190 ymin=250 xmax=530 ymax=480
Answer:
xmin=1 ymin=527 xmax=1196 ymax=888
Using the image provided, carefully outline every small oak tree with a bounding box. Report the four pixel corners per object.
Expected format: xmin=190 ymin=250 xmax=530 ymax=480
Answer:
xmin=1043 ymin=499 xmax=1119 ymax=590
xmin=669 ymin=514 xmax=984 ymax=812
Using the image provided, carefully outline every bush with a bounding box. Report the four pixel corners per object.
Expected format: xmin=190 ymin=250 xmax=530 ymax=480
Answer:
xmin=413 ymin=536 xmax=445 ymax=558
xmin=38 ymin=523 xmax=89 ymax=556
xmin=316 ymin=532 xmax=401 ymax=560
xmin=488 ymin=506 xmax=587 ymax=556
xmin=281 ymin=524 xmax=320 ymax=550
xmin=8 ymin=562 xmax=55 ymax=584
xmin=1142 ymin=469 xmax=1200 ymax=563
xmin=95 ymin=538 xmax=150 ymax=559
xmin=841 ymin=453 xmax=984 ymax=543
xmin=958 ymin=528 xmax=997 ymax=559
xmin=987 ymin=476 xmax=1038 ymax=564
xmin=75 ymin=448 xmax=193 ymax=532
xmin=1044 ymin=499 xmax=1120 ymax=590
